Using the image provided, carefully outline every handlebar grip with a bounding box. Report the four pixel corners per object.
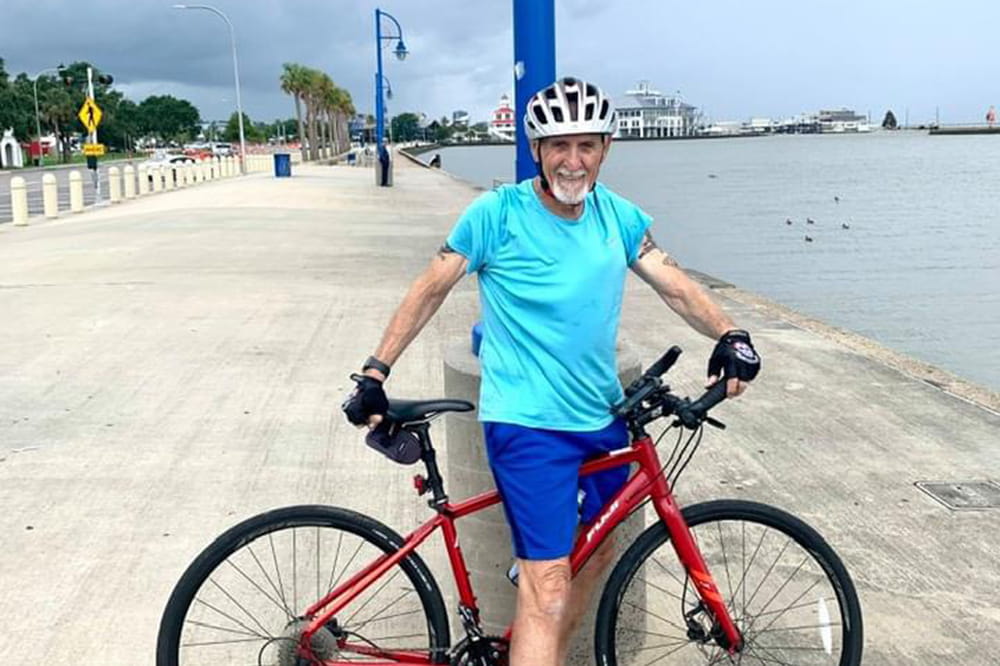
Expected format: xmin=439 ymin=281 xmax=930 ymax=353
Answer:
xmin=643 ymin=346 xmax=682 ymax=378
xmin=689 ymin=380 xmax=728 ymax=415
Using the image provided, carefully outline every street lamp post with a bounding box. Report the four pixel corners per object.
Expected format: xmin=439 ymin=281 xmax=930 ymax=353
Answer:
xmin=32 ymin=66 xmax=62 ymax=167
xmin=374 ymin=8 xmax=407 ymax=186
xmin=173 ymin=4 xmax=246 ymax=173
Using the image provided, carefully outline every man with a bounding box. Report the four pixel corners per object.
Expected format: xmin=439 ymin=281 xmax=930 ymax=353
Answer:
xmin=343 ymin=77 xmax=760 ymax=665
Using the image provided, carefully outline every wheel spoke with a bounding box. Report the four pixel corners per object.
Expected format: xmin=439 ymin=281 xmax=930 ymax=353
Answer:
xmin=603 ymin=505 xmax=858 ymax=666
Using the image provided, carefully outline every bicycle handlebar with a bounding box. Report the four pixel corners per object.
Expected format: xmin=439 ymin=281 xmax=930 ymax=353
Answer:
xmin=614 ymin=346 xmax=729 ymax=430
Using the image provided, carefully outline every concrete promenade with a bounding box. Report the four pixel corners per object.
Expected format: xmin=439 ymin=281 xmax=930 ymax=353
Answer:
xmin=1 ymin=157 xmax=998 ymax=664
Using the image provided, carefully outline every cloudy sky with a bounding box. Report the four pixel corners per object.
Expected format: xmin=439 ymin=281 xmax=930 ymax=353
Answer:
xmin=2 ymin=0 xmax=998 ymax=126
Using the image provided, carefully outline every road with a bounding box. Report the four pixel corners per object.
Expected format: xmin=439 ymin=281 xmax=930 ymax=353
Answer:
xmin=0 ymin=161 xmax=138 ymax=223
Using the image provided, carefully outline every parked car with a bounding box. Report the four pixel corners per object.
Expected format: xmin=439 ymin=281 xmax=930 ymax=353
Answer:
xmin=139 ymin=152 xmax=197 ymax=186
xmin=211 ymin=142 xmax=233 ymax=157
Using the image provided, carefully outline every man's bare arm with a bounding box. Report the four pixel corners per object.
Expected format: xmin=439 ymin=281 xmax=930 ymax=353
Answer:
xmin=630 ymin=231 xmax=735 ymax=339
xmin=364 ymin=244 xmax=468 ymax=379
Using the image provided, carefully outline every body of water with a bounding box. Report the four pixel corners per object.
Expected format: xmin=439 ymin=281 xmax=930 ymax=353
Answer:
xmin=436 ymin=133 xmax=1000 ymax=391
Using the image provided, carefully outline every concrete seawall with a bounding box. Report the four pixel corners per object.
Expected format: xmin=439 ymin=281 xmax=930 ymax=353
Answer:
xmin=1 ymin=157 xmax=998 ymax=664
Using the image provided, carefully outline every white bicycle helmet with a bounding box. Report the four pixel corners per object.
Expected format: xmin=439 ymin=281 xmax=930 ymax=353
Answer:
xmin=523 ymin=77 xmax=616 ymax=141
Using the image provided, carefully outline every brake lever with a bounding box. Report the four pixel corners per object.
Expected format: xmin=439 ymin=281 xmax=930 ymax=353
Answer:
xmin=705 ymin=416 xmax=726 ymax=430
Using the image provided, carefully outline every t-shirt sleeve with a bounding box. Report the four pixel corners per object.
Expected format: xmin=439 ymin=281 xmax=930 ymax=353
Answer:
xmin=621 ymin=204 xmax=653 ymax=266
xmin=446 ymin=190 xmax=503 ymax=274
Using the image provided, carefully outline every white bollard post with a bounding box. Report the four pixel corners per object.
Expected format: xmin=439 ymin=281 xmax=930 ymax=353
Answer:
xmin=42 ymin=173 xmax=59 ymax=218
xmin=186 ymin=163 xmax=195 ymax=186
xmin=176 ymin=164 xmax=186 ymax=188
xmin=165 ymin=165 xmax=175 ymax=191
xmin=196 ymin=160 xmax=205 ymax=183
xmin=226 ymin=156 xmax=234 ymax=177
xmin=108 ymin=166 xmax=122 ymax=203
xmin=69 ymin=170 xmax=84 ymax=213
xmin=11 ymin=176 xmax=29 ymax=226
xmin=153 ymin=166 xmax=164 ymax=193
xmin=123 ymin=165 xmax=136 ymax=199
xmin=212 ymin=157 xmax=220 ymax=179
xmin=138 ymin=166 xmax=149 ymax=196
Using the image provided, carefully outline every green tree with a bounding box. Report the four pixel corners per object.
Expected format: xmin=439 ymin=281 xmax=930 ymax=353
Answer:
xmin=280 ymin=63 xmax=311 ymax=161
xmin=390 ymin=112 xmax=420 ymax=142
xmin=224 ymin=111 xmax=264 ymax=143
xmin=137 ymin=95 xmax=201 ymax=144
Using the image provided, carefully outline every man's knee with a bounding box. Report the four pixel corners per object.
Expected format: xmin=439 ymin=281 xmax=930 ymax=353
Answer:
xmin=519 ymin=559 xmax=572 ymax=618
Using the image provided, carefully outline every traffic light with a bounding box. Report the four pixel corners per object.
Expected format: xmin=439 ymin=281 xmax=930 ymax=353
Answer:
xmin=97 ymin=74 xmax=113 ymax=85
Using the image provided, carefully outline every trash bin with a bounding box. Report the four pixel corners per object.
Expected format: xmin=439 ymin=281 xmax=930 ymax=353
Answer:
xmin=273 ymin=153 xmax=291 ymax=178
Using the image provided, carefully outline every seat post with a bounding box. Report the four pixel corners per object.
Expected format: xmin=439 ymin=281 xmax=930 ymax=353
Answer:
xmin=413 ymin=424 xmax=448 ymax=508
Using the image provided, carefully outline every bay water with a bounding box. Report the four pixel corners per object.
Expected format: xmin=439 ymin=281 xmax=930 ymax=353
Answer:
xmin=436 ymin=133 xmax=1000 ymax=391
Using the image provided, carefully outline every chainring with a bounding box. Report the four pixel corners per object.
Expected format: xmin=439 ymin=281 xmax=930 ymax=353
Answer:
xmin=450 ymin=635 xmax=509 ymax=666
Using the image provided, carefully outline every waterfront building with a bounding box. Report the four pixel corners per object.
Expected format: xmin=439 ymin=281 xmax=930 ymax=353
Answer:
xmin=452 ymin=110 xmax=470 ymax=128
xmin=817 ymin=108 xmax=871 ymax=133
xmin=615 ymin=81 xmax=700 ymax=139
xmin=488 ymin=93 xmax=516 ymax=142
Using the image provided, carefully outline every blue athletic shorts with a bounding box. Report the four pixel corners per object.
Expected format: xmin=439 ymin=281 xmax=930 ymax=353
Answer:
xmin=483 ymin=419 xmax=631 ymax=560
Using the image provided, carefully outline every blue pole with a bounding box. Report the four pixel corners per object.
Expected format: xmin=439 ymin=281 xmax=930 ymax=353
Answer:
xmin=513 ymin=0 xmax=555 ymax=183
xmin=375 ymin=8 xmax=385 ymax=149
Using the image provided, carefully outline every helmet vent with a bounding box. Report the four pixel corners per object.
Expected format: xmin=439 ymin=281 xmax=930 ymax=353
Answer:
xmin=532 ymin=106 xmax=547 ymax=124
xmin=552 ymin=106 xmax=564 ymax=123
xmin=584 ymin=102 xmax=595 ymax=121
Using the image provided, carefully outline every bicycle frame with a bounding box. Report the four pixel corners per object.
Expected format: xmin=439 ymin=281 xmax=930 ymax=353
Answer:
xmin=297 ymin=433 xmax=741 ymax=665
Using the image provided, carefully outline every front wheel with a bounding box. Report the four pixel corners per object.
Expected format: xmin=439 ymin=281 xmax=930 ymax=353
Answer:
xmin=156 ymin=505 xmax=450 ymax=666
xmin=595 ymin=499 xmax=862 ymax=665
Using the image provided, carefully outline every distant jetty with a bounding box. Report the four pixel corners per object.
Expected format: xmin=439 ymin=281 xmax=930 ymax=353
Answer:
xmin=929 ymin=125 xmax=1000 ymax=136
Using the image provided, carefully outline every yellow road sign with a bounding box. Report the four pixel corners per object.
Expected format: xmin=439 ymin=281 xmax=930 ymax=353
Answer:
xmin=82 ymin=143 xmax=105 ymax=157
xmin=78 ymin=98 xmax=103 ymax=133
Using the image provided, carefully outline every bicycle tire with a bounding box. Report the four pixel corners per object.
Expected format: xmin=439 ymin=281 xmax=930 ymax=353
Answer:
xmin=156 ymin=505 xmax=451 ymax=666
xmin=595 ymin=499 xmax=862 ymax=665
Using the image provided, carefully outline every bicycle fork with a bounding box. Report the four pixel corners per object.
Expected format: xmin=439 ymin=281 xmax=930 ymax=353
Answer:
xmin=652 ymin=492 xmax=744 ymax=653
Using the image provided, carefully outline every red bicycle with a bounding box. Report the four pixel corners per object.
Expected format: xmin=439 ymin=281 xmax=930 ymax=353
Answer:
xmin=157 ymin=346 xmax=863 ymax=665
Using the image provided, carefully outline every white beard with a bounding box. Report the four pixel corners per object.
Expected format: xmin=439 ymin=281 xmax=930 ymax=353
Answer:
xmin=550 ymin=170 xmax=588 ymax=205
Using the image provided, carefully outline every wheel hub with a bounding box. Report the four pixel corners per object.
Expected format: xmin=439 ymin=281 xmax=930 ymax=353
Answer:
xmin=275 ymin=618 xmax=340 ymax=666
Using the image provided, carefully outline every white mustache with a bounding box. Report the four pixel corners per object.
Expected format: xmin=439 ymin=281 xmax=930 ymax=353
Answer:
xmin=555 ymin=169 xmax=587 ymax=179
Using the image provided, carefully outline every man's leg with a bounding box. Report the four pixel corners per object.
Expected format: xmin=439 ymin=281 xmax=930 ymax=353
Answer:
xmin=557 ymin=534 xmax=617 ymax=657
xmin=510 ymin=557 xmax=572 ymax=666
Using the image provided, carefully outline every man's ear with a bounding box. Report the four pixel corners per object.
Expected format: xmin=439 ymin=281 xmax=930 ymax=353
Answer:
xmin=530 ymin=139 xmax=541 ymax=163
xmin=599 ymin=135 xmax=612 ymax=163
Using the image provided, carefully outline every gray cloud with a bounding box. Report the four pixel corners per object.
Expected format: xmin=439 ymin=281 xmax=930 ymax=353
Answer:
xmin=3 ymin=0 xmax=998 ymax=126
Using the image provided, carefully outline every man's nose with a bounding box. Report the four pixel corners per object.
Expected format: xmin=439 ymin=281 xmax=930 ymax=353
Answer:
xmin=562 ymin=146 xmax=584 ymax=170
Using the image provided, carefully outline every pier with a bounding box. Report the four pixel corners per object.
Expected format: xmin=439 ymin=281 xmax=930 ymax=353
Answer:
xmin=1 ymin=157 xmax=998 ymax=664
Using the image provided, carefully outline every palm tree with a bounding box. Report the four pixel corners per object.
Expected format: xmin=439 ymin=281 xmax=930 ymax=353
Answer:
xmin=280 ymin=63 xmax=309 ymax=162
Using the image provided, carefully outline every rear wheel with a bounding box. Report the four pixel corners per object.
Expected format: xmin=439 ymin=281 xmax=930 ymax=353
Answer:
xmin=595 ymin=500 xmax=862 ymax=665
xmin=156 ymin=505 xmax=450 ymax=665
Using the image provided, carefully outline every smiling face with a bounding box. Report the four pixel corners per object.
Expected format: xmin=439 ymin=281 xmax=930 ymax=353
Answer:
xmin=532 ymin=133 xmax=611 ymax=206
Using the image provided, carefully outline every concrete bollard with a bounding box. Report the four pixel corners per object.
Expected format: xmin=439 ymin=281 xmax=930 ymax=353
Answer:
xmin=10 ymin=176 xmax=29 ymax=225
xmin=212 ymin=156 xmax=221 ymax=179
xmin=42 ymin=173 xmax=59 ymax=218
xmin=69 ymin=170 xmax=84 ymax=213
xmin=165 ymin=166 xmax=175 ymax=191
xmin=138 ymin=166 xmax=149 ymax=196
xmin=197 ymin=160 xmax=206 ymax=183
xmin=176 ymin=164 xmax=187 ymax=188
xmin=123 ymin=165 xmax=136 ymax=199
xmin=443 ymin=339 xmax=644 ymax=661
xmin=152 ymin=166 xmax=164 ymax=193
xmin=186 ymin=163 xmax=196 ymax=186
xmin=108 ymin=166 xmax=122 ymax=203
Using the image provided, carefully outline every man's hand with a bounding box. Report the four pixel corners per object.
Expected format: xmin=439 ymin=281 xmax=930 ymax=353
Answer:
xmin=707 ymin=330 xmax=761 ymax=397
xmin=342 ymin=373 xmax=388 ymax=428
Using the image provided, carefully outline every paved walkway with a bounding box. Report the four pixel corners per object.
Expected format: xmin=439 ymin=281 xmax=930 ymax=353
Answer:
xmin=1 ymin=158 xmax=998 ymax=664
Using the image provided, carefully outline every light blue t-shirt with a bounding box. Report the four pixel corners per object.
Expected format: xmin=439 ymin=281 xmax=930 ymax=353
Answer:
xmin=446 ymin=179 xmax=652 ymax=430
